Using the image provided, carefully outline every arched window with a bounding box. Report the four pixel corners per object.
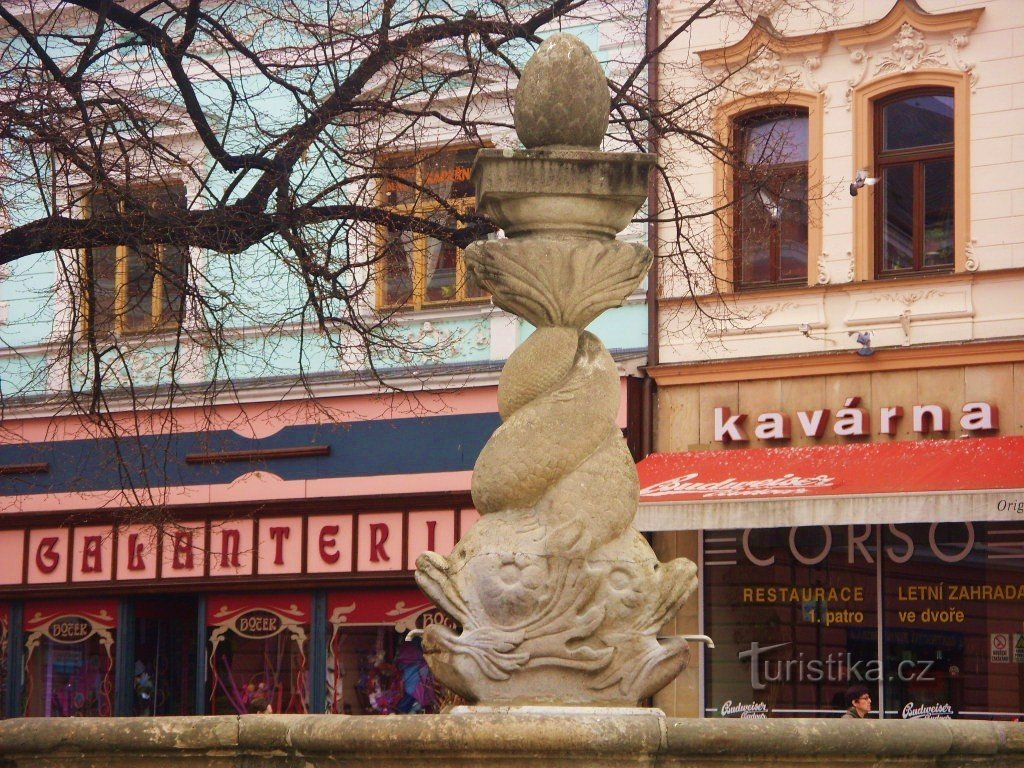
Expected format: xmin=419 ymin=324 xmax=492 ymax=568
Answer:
xmin=733 ymin=109 xmax=809 ymax=289
xmin=874 ymin=88 xmax=955 ymax=276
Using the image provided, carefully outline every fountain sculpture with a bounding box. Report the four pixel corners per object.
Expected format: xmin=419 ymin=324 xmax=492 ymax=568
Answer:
xmin=415 ymin=33 xmax=698 ymax=707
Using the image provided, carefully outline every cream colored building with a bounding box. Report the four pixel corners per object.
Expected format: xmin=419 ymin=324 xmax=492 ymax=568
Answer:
xmin=645 ymin=0 xmax=1024 ymax=720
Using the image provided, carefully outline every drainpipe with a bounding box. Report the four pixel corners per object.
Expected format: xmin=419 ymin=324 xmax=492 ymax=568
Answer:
xmin=642 ymin=0 xmax=660 ymax=459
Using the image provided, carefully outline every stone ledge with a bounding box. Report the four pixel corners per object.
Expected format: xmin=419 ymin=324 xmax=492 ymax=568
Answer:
xmin=0 ymin=715 xmax=1022 ymax=767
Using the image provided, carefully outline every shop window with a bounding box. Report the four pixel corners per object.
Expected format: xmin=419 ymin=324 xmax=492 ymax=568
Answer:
xmin=22 ymin=600 xmax=118 ymax=717
xmin=131 ymin=597 xmax=197 ymax=715
xmin=326 ymin=589 xmax=452 ymax=714
xmin=732 ymin=109 xmax=809 ymax=290
xmin=874 ymin=89 xmax=955 ymax=277
xmin=206 ymin=595 xmax=310 ymax=714
xmin=702 ymin=526 xmax=878 ymax=718
xmin=377 ymin=147 xmax=487 ymax=310
xmin=84 ymin=182 xmax=188 ymax=335
xmin=0 ymin=603 xmax=8 ymax=714
xmin=703 ymin=521 xmax=1024 ymax=719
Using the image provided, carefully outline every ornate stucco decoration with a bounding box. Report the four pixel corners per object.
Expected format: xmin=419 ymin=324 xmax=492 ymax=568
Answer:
xmin=964 ymin=239 xmax=979 ymax=272
xmin=876 ymin=23 xmax=946 ymax=75
xmin=816 ymin=252 xmax=831 ymax=285
xmin=836 ymin=0 xmax=984 ymax=106
xmin=415 ymin=34 xmax=697 ymax=707
xmin=695 ymin=15 xmax=830 ymax=99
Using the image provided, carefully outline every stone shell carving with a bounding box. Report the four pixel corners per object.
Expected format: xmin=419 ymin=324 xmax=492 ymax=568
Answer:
xmin=465 ymin=238 xmax=652 ymax=329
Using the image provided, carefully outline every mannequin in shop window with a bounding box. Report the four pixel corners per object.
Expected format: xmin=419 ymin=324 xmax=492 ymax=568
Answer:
xmin=248 ymin=694 xmax=273 ymax=714
xmin=246 ymin=681 xmax=273 ymax=714
xmin=840 ymin=684 xmax=872 ymax=719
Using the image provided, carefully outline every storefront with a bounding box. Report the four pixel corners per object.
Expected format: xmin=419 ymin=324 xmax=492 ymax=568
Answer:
xmin=0 ymin=377 xmax=645 ymax=718
xmin=0 ymin=506 xmax=478 ymax=717
xmin=643 ymin=354 xmax=1024 ymax=720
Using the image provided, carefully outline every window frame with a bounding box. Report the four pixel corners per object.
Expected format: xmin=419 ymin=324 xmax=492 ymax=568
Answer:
xmin=851 ymin=70 xmax=971 ymax=281
xmin=872 ymin=87 xmax=956 ymax=278
xmin=732 ymin=107 xmax=811 ymax=291
xmin=81 ymin=181 xmax=188 ymax=336
xmin=374 ymin=146 xmax=487 ymax=311
xmin=712 ymin=91 xmax=824 ymax=294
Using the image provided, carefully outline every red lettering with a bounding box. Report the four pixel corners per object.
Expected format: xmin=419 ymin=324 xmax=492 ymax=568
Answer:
xmin=319 ymin=525 xmax=341 ymax=565
xmin=81 ymin=535 xmax=103 ymax=573
xmin=126 ymin=533 xmax=146 ymax=571
xmin=36 ymin=536 xmax=60 ymax=574
xmin=221 ymin=529 xmax=241 ymax=568
xmin=369 ymin=523 xmax=390 ymax=562
xmin=269 ymin=526 xmax=290 ymax=565
xmin=172 ymin=530 xmax=194 ymax=570
xmin=426 ymin=520 xmax=437 ymax=552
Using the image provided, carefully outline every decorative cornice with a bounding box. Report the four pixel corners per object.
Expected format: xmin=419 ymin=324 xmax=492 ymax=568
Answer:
xmin=696 ymin=15 xmax=830 ymax=70
xmin=649 ymin=338 xmax=1024 ymax=387
xmin=834 ymin=0 xmax=983 ymax=49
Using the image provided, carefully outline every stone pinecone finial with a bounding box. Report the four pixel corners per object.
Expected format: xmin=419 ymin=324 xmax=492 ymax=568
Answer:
xmin=514 ymin=34 xmax=610 ymax=149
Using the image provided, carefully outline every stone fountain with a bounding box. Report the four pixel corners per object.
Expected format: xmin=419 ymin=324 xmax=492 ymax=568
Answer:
xmin=415 ymin=33 xmax=698 ymax=707
xmin=5 ymin=33 xmax=1024 ymax=768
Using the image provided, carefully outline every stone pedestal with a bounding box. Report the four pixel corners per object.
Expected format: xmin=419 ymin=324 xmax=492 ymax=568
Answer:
xmin=2 ymin=714 xmax=1024 ymax=767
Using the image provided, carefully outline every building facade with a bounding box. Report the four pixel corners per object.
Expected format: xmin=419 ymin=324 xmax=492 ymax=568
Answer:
xmin=0 ymin=7 xmax=649 ymax=718
xmin=645 ymin=0 xmax=1024 ymax=719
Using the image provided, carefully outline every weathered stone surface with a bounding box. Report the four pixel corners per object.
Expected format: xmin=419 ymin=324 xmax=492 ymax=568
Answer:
xmin=2 ymin=715 xmax=1024 ymax=767
xmin=514 ymin=34 xmax=610 ymax=149
xmin=471 ymin=149 xmax=655 ymax=239
xmin=414 ymin=33 xmax=693 ymax=708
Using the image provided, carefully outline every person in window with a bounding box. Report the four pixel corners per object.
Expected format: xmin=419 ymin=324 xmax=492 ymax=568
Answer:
xmin=840 ymin=684 xmax=872 ymax=719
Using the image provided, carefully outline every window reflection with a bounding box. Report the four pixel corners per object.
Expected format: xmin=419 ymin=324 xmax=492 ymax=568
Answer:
xmin=734 ymin=110 xmax=809 ymax=289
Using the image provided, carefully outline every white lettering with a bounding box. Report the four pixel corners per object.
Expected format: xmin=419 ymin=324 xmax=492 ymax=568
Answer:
xmin=961 ymin=402 xmax=998 ymax=431
xmin=710 ymin=400 xmax=998 ymax=442
xmin=834 ymin=397 xmax=868 ymax=437
xmin=754 ymin=412 xmax=790 ymax=440
xmin=879 ymin=406 xmax=903 ymax=435
xmin=913 ymin=404 xmax=949 ymax=433
xmin=796 ymin=409 xmax=829 ymax=438
xmin=902 ymin=702 xmax=953 ymax=719
xmin=714 ymin=407 xmax=748 ymax=443
xmin=640 ymin=472 xmax=835 ymax=499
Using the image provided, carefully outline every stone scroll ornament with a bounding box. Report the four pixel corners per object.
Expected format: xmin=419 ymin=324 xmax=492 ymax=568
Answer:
xmin=415 ymin=34 xmax=697 ymax=706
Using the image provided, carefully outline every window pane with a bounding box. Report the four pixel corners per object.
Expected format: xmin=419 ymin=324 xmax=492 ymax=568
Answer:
xmin=89 ymin=246 xmax=118 ymax=334
xmin=424 ymin=235 xmax=458 ymax=303
xmin=883 ymin=94 xmax=953 ymax=151
xmin=381 ymin=158 xmax=418 ymax=207
xmin=881 ymin=522 xmax=1024 ymax=720
xmin=779 ymin=171 xmax=808 ymax=282
xmin=738 ymin=189 xmax=772 ymax=285
xmin=160 ymin=244 xmax=187 ymax=326
xmin=702 ymin=527 xmax=879 ymax=718
xmin=881 ymin=165 xmax=914 ymax=272
xmin=123 ymin=245 xmax=157 ymax=332
xmin=132 ymin=597 xmax=196 ymax=715
xmin=421 ymin=148 xmax=477 ymax=200
xmin=743 ymin=115 xmax=808 ymax=166
xmin=382 ymin=229 xmax=415 ymax=306
xmin=923 ymin=159 xmax=954 ymax=269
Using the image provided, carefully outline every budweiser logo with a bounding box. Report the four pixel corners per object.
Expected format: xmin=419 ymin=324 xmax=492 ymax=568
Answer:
xmin=901 ymin=702 xmax=954 ymax=719
xmin=641 ymin=472 xmax=836 ymax=499
xmin=720 ymin=700 xmax=768 ymax=718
